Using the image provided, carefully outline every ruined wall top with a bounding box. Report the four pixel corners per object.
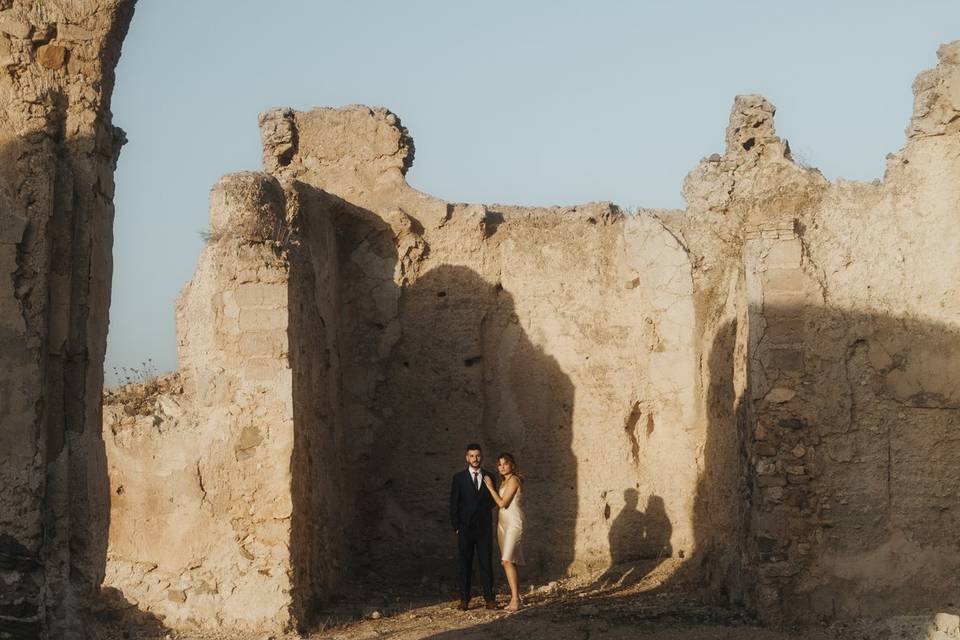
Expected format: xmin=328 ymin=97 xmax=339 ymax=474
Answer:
xmin=909 ymin=41 xmax=960 ymax=138
xmin=260 ymin=105 xmax=414 ymax=185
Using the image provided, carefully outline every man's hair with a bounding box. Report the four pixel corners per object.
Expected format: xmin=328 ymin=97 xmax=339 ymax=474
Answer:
xmin=465 ymin=443 xmax=482 ymax=453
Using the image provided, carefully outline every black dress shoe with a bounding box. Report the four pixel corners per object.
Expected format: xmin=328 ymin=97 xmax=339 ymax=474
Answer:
xmin=484 ymin=600 xmax=498 ymax=610
xmin=457 ymin=600 xmax=469 ymax=611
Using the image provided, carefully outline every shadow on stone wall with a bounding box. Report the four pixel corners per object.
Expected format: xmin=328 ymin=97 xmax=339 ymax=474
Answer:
xmin=597 ymin=490 xmax=673 ymax=589
xmin=0 ymin=124 xmax=132 ymax=637
xmin=287 ymin=183 xmax=356 ymax=628
xmin=682 ymin=318 xmax=748 ymax=602
xmin=420 ymin=302 xmax=960 ymax=635
xmin=350 ymin=262 xmax=577 ymax=599
xmin=314 ymin=195 xmax=579 ymax=613
xmin=736 ymin=305 xmax=960 ymax=621
xmin=687 ymin=307 xmax=960 ymax=622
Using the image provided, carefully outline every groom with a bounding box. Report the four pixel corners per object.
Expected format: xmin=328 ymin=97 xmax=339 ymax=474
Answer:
xmin=449 ymin=443 xmax=497 ymax=610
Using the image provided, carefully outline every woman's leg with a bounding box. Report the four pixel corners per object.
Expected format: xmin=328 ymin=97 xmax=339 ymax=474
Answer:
xmin=501 ymin=560 xmax=520 ymax=610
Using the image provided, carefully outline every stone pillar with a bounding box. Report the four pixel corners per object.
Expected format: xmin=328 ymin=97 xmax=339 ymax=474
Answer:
xmin=103 ymin=174 xmax=295 ymax=631
xmin=103 ymin=173 xmax=347 ymax=633
xmin=0 ymin=2 xmax=135 ymax=638
xmin=743 ymin=219 xmax=820 ymax=621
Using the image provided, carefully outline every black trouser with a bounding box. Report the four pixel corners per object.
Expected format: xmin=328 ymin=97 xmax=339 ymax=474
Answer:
xmin=457 ymin=524 xmax=494 ymax=602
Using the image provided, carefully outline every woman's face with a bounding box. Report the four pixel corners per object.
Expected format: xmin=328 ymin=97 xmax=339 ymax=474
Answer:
xmin=497 ymin=458 xmax=513 ymax=476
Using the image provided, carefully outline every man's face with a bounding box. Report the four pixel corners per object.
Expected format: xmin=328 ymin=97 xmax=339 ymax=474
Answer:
xmin=465 ymin=449 xmax=482 ymax=469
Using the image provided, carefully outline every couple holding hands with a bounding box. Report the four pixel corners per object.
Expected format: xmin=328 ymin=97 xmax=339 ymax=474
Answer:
xmin=449 ymin=444 xmax=525 ymax=612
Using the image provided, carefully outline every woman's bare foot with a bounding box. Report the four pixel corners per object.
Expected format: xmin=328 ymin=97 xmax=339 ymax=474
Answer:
xmin=505 ymin=600 xmax=520 ymax=612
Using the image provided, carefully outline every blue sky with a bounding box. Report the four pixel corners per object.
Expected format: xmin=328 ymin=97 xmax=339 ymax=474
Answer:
xmin=105 ymin=1 xmax=960 ymax=383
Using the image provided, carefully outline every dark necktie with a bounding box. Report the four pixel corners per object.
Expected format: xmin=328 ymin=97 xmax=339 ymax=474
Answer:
xmin=473 ymin=471 xmax=480 ymax=490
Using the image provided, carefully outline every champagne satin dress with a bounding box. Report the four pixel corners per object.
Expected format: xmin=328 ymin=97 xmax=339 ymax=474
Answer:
xmin=498 ymin=483 xmax=525 ymax=564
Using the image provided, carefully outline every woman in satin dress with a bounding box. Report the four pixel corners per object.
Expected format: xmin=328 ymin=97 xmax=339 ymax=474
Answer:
xmin=483 ymin=452 xmax=525 ymax=612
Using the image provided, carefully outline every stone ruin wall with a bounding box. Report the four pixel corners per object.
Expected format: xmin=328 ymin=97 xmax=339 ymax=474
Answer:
xmin=669 ymin=42 xmax=960 ymax=619
xmin=99 ymin=41 xmax=960 ymax=631
xmin=258 ymin=105 xmax=706 ymax=585
xmin=739 ymin=42 xmax=960 ymax=619
xmin=102 ymin=173 xmax=348 ymax=630
xmin=101 ymin=106 xmax=708 ymax=632
xmin=0 ymin=0 xmax=956 ymax=632
xmin=0 ymin=1 xmax=134 ymax=638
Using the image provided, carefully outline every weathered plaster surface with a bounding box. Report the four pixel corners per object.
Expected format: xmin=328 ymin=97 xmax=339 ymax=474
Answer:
xmin=1 ymin=4 xmax=955 ymax=632
xmin=102 ymin=173 xmax=347 ymax=632
xmin=101 ymin=41 xmax=960 ymax=631
xmin=0 ymin=1 xmax=133 ymax=637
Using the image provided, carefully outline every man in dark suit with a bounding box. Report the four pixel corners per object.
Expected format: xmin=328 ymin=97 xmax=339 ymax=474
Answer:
xmin=449 ymin=443 xmax=497 ymax=610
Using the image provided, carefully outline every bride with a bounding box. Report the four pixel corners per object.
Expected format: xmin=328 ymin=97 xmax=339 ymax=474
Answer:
xmin=482 ymin=452 xmax=525 ymax=612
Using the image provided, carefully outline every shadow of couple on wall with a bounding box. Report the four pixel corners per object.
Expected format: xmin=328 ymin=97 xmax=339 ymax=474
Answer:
xmin=596 ymin=490 xmax=672 ymax=589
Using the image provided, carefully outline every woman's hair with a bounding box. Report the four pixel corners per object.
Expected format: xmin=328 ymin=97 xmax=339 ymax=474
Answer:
xmin=497 ymin=452 xmax=523 ymax=483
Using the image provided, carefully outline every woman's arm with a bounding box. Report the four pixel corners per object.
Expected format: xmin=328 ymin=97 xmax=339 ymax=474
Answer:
xmin=483 ymin=475 xmax=519 ymax=508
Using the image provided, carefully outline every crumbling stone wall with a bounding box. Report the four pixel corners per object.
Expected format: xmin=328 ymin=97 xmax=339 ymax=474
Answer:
xmin=660 ymin=42 xmax=960 ymax=622
xmin=0 ymin=1 xmax=134 ymax=638
xmin=102 ymin=173 xmax=347 ymax=632
xmin=735 ymin=42 xmax=960 ymax=621
xmin=102 ymin=111 xmax=706 ymax=632
xmin=102 ymin=41 xmax=960 ymax=632
xmin=0 ymin=0 xmax=909 ymax=625
xmin=259 ymin=105 xmax=704 ymax=585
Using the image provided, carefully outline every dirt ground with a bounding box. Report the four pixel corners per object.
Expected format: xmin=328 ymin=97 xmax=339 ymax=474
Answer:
xmin=89 ymin=560 xmax=881 ymax=640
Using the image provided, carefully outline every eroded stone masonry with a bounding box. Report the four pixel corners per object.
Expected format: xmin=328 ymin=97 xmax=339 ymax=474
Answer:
xmin=100 ymin=41 xmax=960 ymax=633
xmin=0 ymin=1 xmax=134 ymax=638
xmin=0 ymin=0 xmax=958 ymax=634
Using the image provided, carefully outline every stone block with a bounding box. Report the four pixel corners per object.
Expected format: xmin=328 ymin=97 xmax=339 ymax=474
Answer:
xmin=36 ymin=44 xmax=67 ymax=70
xmin=763 ymin=268 xmax=806 ymax=293
xmin=762 ymin=287 xmax=808 ymax=308
xmin=765 ymin=387 xmax=796 ymax=403
xmin=234 ymin=283 xmax=286 ymax=308
xmin=826 ymin=435 xmax=855 ymax=462
xmin=757 ymin=584 xmax=780 ymax=607
xmin=58 ymin=23 xmax=96 ymax=41
xmin=238 ymin=332 xmax=286 ymax=358
xmin=777 ymin=417 xmax=806 ymax=430
xmin=763 ymin=316 xmax=805 ymax=344
xmin=241 ymin=358 xmax=282 ymax=381
xmin=755 ymin=442 xmax=778 ymax=456
xmin=935 ymin=612 xmax=960 ymax=635
xmin=0 ymin=16 xmax=30 ymax=39
xmin=762 ymin=486 xmax=784 ymax=503
xmin=764 ymin=240 xmax=802 ymax=269
xmin=767 ymin=348 xmax=803 ymax=372
xmin=238 ymin=307 xmax=286 ymax=332
xmin=756 ymin=459 xmax=778 ymax=475
xmin=757 ymin=475 xmax=787 ymax=488
xmin=759 ymin=561 xmax=799 ymax=578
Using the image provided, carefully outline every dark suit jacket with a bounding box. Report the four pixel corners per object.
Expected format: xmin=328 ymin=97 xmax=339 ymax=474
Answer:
xmin=449 ymin=468 xmax=496 ymax=532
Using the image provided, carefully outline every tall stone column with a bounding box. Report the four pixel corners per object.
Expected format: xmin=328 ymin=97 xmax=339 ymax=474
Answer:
xmin=102 ymin=173 xmax=347 ymax=633
xmin=0 ymin=2 xmax=135 ymax=637
xmin=742 ymin=220 xmax=820 ymax=621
